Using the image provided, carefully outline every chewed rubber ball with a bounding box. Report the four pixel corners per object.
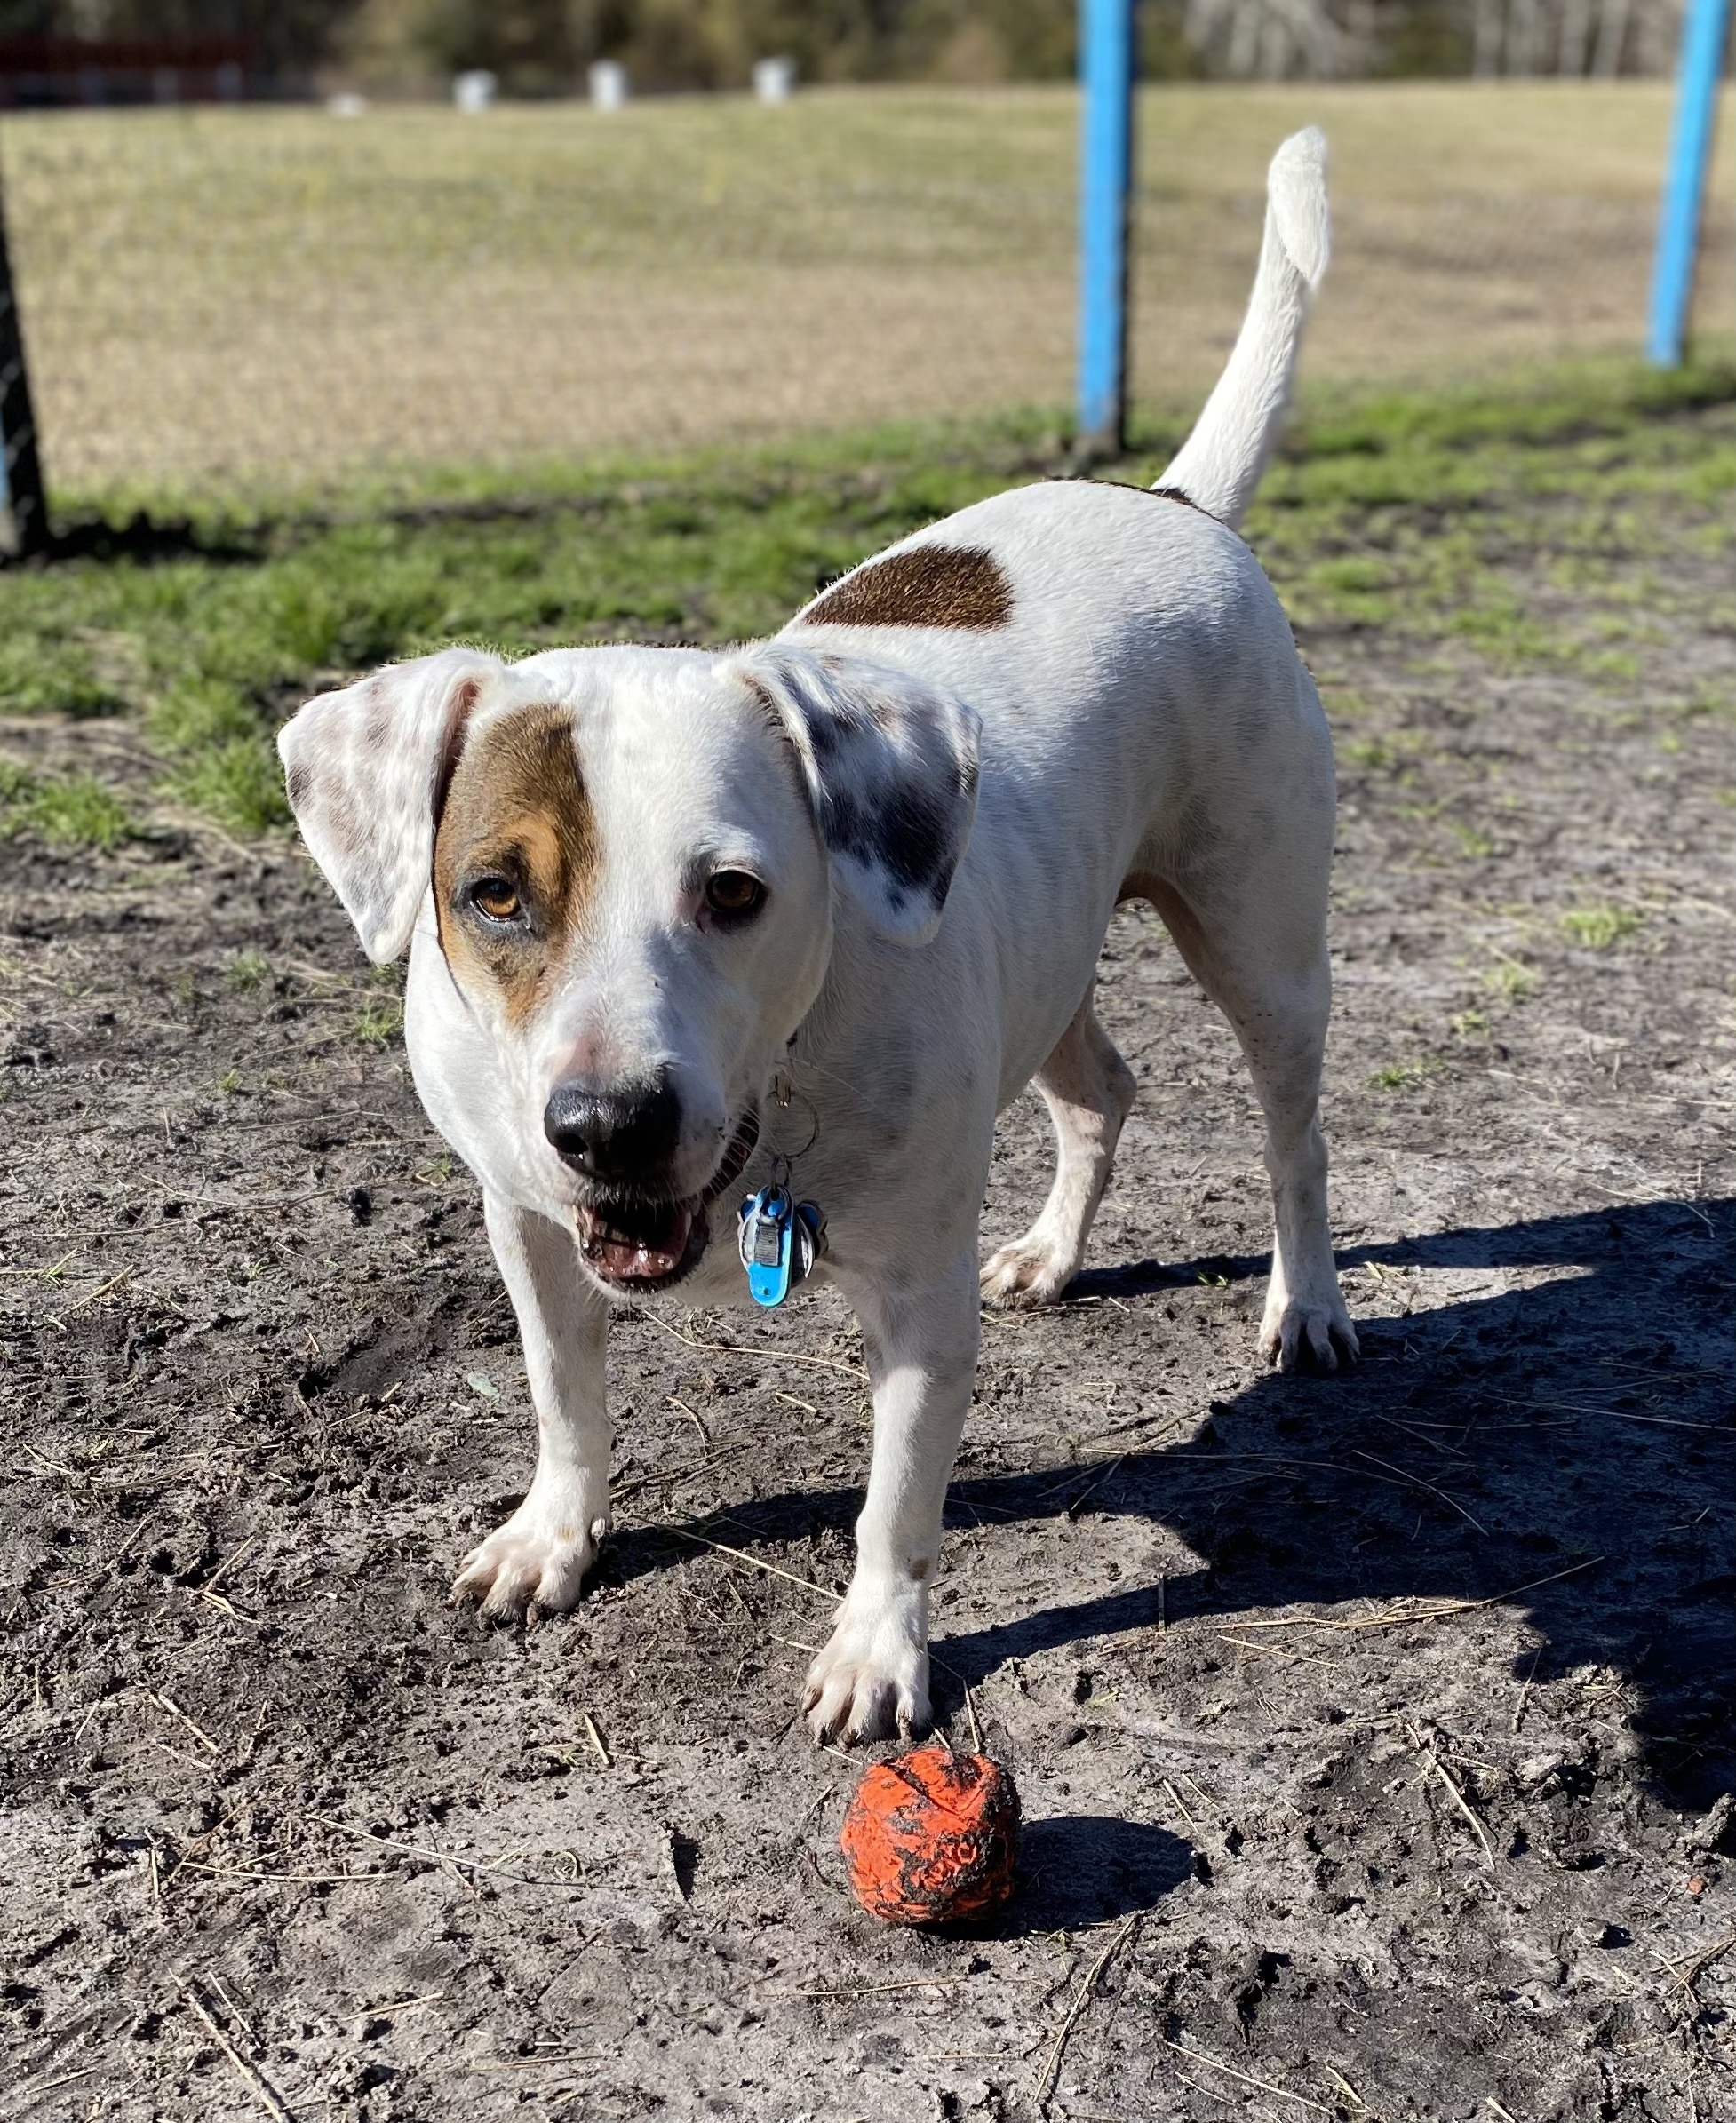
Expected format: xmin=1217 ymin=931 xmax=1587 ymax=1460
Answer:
xmin=840 ymin=1746 xmax=1021 ymax=1925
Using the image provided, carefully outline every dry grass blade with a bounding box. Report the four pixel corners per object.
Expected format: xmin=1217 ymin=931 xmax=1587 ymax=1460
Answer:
xmin=1064 ymin=1453 xmax=1128 ymax=1520
xmin=204 ymin=1533 xmax=259 ymax=1594
xmin=633 ymin=1306 xmax=869 ymax=1382
xmin=6 ymin=2063 xmax=107 ymax=2104
xmin=1426 ymin=1752 xmax=1497 ymax=1868
xmin=616 ymin=1510 xmax=840 ymax=1600
xmin=1160 ymin=2035 xmax=1334 ymax=2114
xmin=1655 ymin=1930 xmax=1736 ymax=1998
xmin=174 ymin=1977 xmax=295 ymax=2122
xmin=1163 ymin=1778 xmax=1200 ymax=1832
xmin=306 ymin=1813 xmax=551 ymax=1887
xmin=55 ymin=1268 xmax=131 ymax=1318
xmin=173 ymin=1860 xmax=378 ymax=1886
xmin=1505 ymin=1395 xmax=1734 ymax=1435
xmin=1229 ymin=1555 xmax=1608 ymax=1635
xmin=1033 ymin=1913 xmax=1139 ymax=2114
xmin=147 ymin=1690 xmax=220 ymax=1756
xmin=1349 ymin=1447 xmax=1488 ymax=1534
xmin=581 ymin=1711 xmax=611 ymax=1769
xmin=1322 ymin=2063 xmax=1372 ymax=2112
xmin=792 ymin=1976 xmax=957 ymax=1999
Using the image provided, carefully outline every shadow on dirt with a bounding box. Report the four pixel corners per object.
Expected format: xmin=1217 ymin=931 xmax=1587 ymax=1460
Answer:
xmin=1003 ymin=1816 xmax=1194 ymax=1933
xmin=609 ymin=1197 xmax=1736 ymax=1808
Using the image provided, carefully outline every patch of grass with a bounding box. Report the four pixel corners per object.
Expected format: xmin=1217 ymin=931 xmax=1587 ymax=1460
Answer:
xmin=9 ymin=355 xmax=1736 ymax=839
xmin=1484 ymin=956 xmax=1535 ymax=1001
xmin=1230 ymin=359 xmax=1736 ymax=671
xmin=0 ymin=759 xmax=136 ymax=850
xmin=1561 ymin=902 xmax=1644 ymax=950
xmin=350 ymin=998 xmax=404 ymax=1046
xmin=0 ymin=637 xmax=125 ymax=719
xmin=1448 ymin=822 xmax=1494 ymax=859
xmin=1450 ymin=1007 xmax=1488 ymax=1038
xmin=9 ymin=413 xmax=1063 ymax=838
xmin=1369 ymin=1057 xmax=1436 ymax=1092
xmin=351 ymin=967 xmax=407 ymax=1046
xmin=226 ymin=948 xmax=271 ymax=993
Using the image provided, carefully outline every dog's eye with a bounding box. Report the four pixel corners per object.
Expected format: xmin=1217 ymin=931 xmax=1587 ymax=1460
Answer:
xmin=705 ymin=871 xmax=766 ymax=920
xmin=468 ymin=876 xmax=522 ymax=924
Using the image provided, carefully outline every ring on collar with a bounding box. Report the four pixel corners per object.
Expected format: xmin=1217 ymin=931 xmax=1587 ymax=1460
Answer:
xmin=739 ymin=1060 xmax=824 ymax=1306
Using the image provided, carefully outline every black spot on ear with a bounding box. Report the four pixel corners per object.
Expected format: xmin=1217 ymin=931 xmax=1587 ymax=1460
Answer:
xmin=285 ymin=760 xmax=311 ymax=811
xmin=874 ymin=787 xmax=953 ymax=894
xmin=818 ymin=782 xmax=955 ymax=898
xmin=806 ymin=711 xmax=843 ymax=762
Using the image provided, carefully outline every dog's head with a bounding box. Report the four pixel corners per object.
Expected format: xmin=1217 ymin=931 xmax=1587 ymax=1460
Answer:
xmin=277 ymin=640 xmax=979 ymax=1292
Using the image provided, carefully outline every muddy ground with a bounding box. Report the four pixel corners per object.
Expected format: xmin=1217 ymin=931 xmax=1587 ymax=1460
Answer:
xmin=2 ymin=521 xmax=1734 ymax=2123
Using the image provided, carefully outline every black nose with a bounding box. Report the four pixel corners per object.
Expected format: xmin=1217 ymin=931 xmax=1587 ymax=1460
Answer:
xmin=544 ymin=1073 xmax=682 ymax=1183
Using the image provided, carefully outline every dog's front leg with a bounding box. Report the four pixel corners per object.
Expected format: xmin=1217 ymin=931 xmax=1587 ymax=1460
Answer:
xmin=452 ymin=1192 xmax=609 ymax=1621
xmin=804 ymin=1251 xmax=979 ymax=1745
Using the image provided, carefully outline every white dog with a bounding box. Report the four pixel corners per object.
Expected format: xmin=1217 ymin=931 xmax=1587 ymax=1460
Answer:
xmin=280 ymin=130 xmax=1357 ymax=1744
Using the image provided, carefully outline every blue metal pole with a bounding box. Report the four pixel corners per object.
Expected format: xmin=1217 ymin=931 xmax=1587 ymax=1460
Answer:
xmin=1648 ymin=0 xmax=1732 ymax=367
xmin=1078 ymin=0 xmax=1135 ymax=453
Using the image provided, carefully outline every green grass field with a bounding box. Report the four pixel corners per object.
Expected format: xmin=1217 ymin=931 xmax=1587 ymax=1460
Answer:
xmin=4 ymin=83 xmax=1732 ymax=490
xmin=1 ymin=356 xmax=1732 ymax=843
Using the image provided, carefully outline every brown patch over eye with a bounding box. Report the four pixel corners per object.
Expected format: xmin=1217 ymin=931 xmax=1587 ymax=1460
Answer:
xmin=433 ymin=704 xmax=595 ymax=1026
xmin=802 ymin=545 xmax=1013 ymax=632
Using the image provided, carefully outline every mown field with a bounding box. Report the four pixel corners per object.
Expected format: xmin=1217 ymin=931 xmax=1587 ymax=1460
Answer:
xmin=1 ymin=359 xmax=1732 ymax=2120
xmin=2 ymin=81 xmax=1733 ymax=489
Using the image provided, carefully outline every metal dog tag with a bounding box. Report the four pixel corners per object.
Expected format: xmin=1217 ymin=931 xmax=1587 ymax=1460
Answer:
xmin=737 ymin=1185 xmax=824 ymax=1308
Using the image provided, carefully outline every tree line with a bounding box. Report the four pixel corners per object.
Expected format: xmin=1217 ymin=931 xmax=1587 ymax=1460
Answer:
xmin=0 ymin=0 xmax=1695 ymax=84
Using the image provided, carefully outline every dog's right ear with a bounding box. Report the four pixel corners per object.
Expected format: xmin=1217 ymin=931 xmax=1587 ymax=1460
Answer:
xmin=277 ymin=647 xmax=502 ymax=964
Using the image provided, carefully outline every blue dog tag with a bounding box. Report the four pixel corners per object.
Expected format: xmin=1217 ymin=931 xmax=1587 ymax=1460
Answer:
xmin=737 ymin=1186 xmax=824 ymax=1308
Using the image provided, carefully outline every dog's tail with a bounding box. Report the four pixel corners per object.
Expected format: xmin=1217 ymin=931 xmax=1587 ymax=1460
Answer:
xmin=1153 ymin=127 xmax=1329 ymax=529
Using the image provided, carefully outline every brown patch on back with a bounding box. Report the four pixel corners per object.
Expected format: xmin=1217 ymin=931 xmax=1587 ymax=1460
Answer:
xmin=432 ymin=704 xmax=596 ymax=1028
xmin=803 ymin=545 xmax=1013 ymax=632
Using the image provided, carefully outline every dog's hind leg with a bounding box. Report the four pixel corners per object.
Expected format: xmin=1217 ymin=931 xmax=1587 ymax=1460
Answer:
xmin=980 ymin=984 xmax=1137 ymax=1309
xmin=1140 ymin=875 xmax=1358 ymax=1373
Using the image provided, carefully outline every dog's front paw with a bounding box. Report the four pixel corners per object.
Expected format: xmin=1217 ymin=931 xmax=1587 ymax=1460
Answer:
xmin=980 ymin=1233 xmax=1075 ymax=1310
xmin=452 ymin=1487 xmax=608 ymax=1621
xmin=802 ymin=1586 xmax=930 ymax=1745
xmin=1259 ymin=1284 xmax=1359 ymax=1373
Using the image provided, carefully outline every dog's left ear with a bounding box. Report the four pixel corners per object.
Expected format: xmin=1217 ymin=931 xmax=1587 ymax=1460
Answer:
xmin=277 ymin=646 xmax=503 ymax=964
xmin=735 ymin=644 xmax=981 ymax=945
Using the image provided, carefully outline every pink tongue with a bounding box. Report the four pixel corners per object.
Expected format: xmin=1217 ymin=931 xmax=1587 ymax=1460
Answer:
xmin=581 ymin=1204 xmax=693 ymax=1283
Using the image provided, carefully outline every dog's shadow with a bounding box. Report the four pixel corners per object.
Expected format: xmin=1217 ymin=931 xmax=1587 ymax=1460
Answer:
xmin=606 ymin=1195 xmax=1736 ymax=1814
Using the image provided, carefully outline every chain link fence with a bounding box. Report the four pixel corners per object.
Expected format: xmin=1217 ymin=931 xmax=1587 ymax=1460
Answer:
xmin=3 ymin=77 xmax=1732 ymax=498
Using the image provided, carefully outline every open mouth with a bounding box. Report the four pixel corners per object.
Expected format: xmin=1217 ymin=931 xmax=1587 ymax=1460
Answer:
xmin=574 ymin=1110 xmax=759 ymax=1292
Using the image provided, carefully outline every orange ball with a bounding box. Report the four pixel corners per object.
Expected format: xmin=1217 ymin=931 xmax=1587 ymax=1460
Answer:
xmin=840 ymin=1746 xmax=1021 ymax=1925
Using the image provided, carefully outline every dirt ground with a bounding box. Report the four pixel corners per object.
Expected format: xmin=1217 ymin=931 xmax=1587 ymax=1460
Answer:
xmin=3 ymin=495 xmax=1735 ymax=2120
